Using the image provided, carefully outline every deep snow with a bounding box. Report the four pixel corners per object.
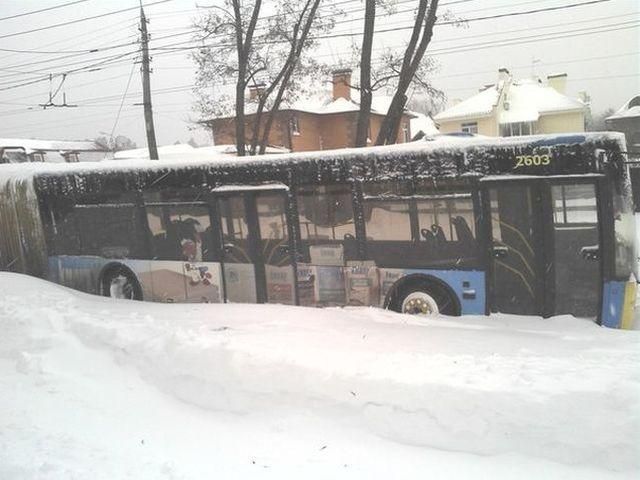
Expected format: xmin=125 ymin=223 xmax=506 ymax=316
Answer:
xmin=0 ymin=273 xmax=638 ymax=479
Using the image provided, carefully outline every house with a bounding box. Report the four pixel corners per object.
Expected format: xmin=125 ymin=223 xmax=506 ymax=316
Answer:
xmin=0 ymin=138 xmax=110 ymax=163
xmin=203 ymin=69 xmax=417 ymax=152
xmin=605 ymin=95 xmax=640 ymax=158
xmin=434 ymin=69 xmax=588 ymax=137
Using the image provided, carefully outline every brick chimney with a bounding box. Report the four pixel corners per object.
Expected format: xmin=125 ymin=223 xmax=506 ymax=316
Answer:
xmin=547 ymin=73 xmax=567 ymax=94
xmin=332 ymin=68 xmax=352 ymax=101
xmin=498 ymin=67 xmax=510 ymax=84
xmin=249 ymin=83 xmax=266 ymax=100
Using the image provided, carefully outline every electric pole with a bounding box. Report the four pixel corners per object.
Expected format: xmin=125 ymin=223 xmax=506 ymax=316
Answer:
xmin=140 ymin=7 xmax=159 ymax=160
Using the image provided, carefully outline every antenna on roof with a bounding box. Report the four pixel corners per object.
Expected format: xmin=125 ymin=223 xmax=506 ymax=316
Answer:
xmin=531 ymin=57 xmax=541 ymax=79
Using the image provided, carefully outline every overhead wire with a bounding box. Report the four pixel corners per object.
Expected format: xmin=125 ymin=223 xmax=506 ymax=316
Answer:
xmin=0 ymin=0 xmax=92 ymax=22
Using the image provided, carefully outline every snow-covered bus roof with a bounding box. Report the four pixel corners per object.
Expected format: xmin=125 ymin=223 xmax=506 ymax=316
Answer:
xmin=0 ymin=132 xmax=626 ymax=184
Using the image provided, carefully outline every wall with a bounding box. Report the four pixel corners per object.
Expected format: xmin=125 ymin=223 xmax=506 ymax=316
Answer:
xmin=537 ymin=111 xmax=585 ymax=134
xmin=438 ymin=115 xmax=498 ymax=136
xmin=211 ymin=111 xmax=414 ymax=152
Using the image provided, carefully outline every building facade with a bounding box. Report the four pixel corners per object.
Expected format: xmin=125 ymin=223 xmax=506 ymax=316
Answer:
xmin=204 ymin=70 xmax=415 ymax=152
xmin=435 ymin=69 xmax=588 ymax=137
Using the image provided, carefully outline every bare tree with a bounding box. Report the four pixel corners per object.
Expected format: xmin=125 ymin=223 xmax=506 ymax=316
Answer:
xmin=375 ymin=0 xmax=439 ymax=145
xmin=192 ymin=0 xmax=332 ymax=156
xmin=231 ymin=0 xmax=262 ymax=156
xmin=354 ymin=0 xmax=376 ymax=148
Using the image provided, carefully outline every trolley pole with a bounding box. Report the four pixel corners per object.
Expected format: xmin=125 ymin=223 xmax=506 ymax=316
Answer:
xmin=140 ymin=7 xmax=159 ymax=160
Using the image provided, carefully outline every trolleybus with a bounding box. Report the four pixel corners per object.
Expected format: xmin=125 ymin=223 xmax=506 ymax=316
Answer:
xmin=0 ymin=132 xmax=636 ymax=328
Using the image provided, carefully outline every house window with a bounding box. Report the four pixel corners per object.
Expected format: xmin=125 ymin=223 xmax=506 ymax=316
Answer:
xmin=289 ymin=115 xmax=301 ymax=136
xmin=402 ymin=123 xmax=410 ymax=143
xmin=500 ymin=121 xmax=536 ymax=137
xmin=461 ymin=122 xmax=478 ymax=134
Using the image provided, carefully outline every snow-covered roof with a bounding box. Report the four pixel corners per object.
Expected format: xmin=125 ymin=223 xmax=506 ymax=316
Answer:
xmin=0 ymin=132 xmax=625 ymax=183
xmin=434 ymin=84 xmax=502 ymax=122
xmin=435 ymin=77 xmax=586 ymax=123
xmin=114 ymin=144 xmax=196 ymax=160
xmin=213 ymin=94 xmax=417 ymax=120
xmin=606 ymin=95 xmax=640 ymax=121
xmin=0 ymin=138 xmax=105 ymax=153
xmin=410 ymin=113 xmax=440 ymax=136
xmin=198 ymin=145 xmax=290 ymax=155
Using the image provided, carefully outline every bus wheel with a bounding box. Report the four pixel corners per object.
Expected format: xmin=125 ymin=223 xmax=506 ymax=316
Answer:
xmin=394 ymin=280 xmax=459 ymax=316
xmin=101 ymin=265 xmax=142 ymax=301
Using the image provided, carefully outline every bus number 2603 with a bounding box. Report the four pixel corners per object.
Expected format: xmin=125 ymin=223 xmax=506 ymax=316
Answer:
xmin=514 ymin=154 xmax=551 ymax=169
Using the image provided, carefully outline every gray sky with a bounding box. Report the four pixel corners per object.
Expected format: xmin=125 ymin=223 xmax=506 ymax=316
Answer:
xmin=0 ymin=0 xmax=638 ymax=147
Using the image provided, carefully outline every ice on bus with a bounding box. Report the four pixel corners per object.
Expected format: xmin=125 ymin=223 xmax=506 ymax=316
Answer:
xmin=0 ymin=132 xmax=636 ymax=328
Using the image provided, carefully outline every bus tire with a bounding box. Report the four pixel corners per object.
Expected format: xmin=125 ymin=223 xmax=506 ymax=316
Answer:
xmin=389 ymin=276 xmax=460 ymax=316
xmin=100 ymin=264 xmax=143 ymax=301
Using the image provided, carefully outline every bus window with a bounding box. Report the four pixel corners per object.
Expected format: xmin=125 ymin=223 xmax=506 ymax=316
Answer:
xmin=613 ymin=191 xmax=637 ymax=278
xmin=297 ymin=185 xmax=356 ymax=265
xmin=146 ymin=205 xmax=214 ymax=262
xmin=58 ymin=204 xmax=144 ymax=259
xmin=364 ymin=200 xmax=412 ymax=241
xmin=416 ymin=197 xmax=476 ymax=246
xmin=297 ymin=185 xmax=355 ymax=241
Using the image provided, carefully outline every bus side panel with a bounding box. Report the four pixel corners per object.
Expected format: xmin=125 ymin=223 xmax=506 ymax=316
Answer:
xmin=0 ymin=179 xmax=47 ymax=277
xmin=48 ymin=255 xmax=108 ymax=295
xmin=601 ymin=280 xmax=637 ymax=329
xmin=379 ymin=268 xmax=486 ymax=315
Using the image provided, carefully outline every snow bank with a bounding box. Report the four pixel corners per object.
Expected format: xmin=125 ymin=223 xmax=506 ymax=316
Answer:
xmin=1 ymin=273 xmax=638 ymax=479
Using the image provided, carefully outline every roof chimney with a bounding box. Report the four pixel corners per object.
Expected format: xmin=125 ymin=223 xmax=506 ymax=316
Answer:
xmin=547 ymin=73 xmax=567 ymax=94
xmin=249 ymin=83 xmax=266 ymax=101
xmin=498 ymin=67 xmax=510 ymax=84
xmin=332 ymin=68 xmax=352 ymax=101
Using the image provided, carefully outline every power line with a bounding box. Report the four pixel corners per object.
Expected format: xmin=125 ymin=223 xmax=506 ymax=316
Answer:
xmin=0 ymin=0 xmax=91 ymax=22
xmin=0 ymin=0 xmax=173 ymax=40
xmin=150 ymin=0 xmax=614 ymax=53
xmin=108 ymin=62 xmax=137 ymax=142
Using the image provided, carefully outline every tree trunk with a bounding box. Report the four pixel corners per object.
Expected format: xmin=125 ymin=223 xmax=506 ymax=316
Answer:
xmin=375 ymin=0 xmax=438 ymax=146
xmin=258 ymin=0 xmax=321 ymax=154
xmin=355 ymin=0 xmax=375 ymax=148
xmin=231 ymin=0 xmax=262 ymax=157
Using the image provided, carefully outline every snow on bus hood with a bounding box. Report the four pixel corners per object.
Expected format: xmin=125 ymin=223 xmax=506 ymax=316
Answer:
xmin=0 ymin=273 xmax=638 ymax=479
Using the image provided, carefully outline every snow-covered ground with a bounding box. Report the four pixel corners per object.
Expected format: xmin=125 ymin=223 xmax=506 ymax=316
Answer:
xmin=0 ymin=273 xmax=638 ymax=479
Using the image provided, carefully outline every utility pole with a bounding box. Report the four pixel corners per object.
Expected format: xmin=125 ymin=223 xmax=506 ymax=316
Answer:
xmin=140 ymin=7 xmax=159 ymax=160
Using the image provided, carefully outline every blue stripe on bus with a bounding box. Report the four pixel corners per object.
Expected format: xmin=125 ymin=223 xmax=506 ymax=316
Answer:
xmin=601 ymin=281 xmax=625 ymax=328
xmin=531 ymin=135 xmax=586 ymax=147
xmin=404 ymin=269 xmax=486 ymax=315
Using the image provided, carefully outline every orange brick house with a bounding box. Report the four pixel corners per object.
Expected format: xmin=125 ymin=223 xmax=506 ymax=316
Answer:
xmin=203 ymin=69 xmax=416 ymax=152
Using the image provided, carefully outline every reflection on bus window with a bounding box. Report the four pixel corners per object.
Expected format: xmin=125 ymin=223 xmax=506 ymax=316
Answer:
xmin=146 ymin=205 xmax=212 ymax=262
xmin=364 ymin=201 xmax=412 ymax=241
xmin=257 ymin=194 xmax=287 ymax=241
xmin=552 ymin=184 xmax=597 ymax=224
xmin=297 ymin=185 xmax=355 ymax=240
xmin=613 ymin=191 xmax=636 ymax=278
xmin=219 ymin=196 xmax=248 ymax=242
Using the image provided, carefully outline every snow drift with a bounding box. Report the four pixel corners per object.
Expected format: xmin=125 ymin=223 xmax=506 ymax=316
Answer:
xmin=0 ymin=273 xmax=638 ymax=479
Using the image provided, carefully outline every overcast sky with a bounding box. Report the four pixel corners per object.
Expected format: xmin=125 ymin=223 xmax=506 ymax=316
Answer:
xmin=0 ymin=0 xmax=637 ymax=147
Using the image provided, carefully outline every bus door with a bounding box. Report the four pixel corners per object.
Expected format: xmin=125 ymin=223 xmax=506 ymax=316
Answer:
xmin=484 ymin=182 xmax=544 ymax=315
xmin=546 ymin=179 xmax=601 ymax=317
xmin=483 ymin=179 xmax=602 ymax=318
xmin=215 ymin=187 xmax=295 ymax=305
